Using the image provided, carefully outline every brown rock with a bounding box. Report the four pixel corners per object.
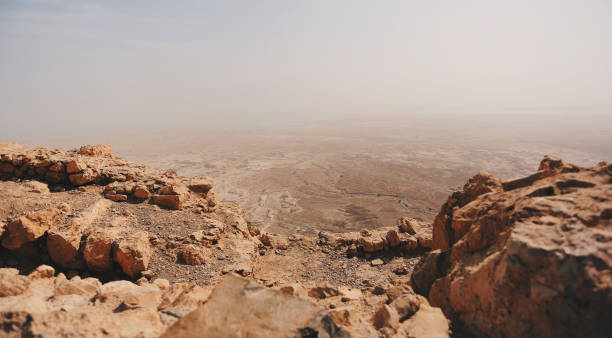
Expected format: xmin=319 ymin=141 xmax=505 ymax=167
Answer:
xmin=187 ymin=177 xmax=214 ymax=193
xmin=151 ymin=194 xmax=183 ymax=210
xmin=385 ymin=230 xmax=401 ymax=248
xmin=0 ymin=268 xmax=31 ymax=297
xmin=2 ymin=207 xmax=61 ymax=250
xmin=68 ymin=168 xmax=97 ymax=185
xmin=47 ymin=226 xmax=84 ymax=270
xmin=372 ymin=304 xmax=399 ymax=329
xmin=426 ymin=158 xmax=612 ymax=338
xmin=83 ymin=229 xmax=117 ymax=271
xmin=28 ymin=265 xmax=55 ymax=279
xmin=78 ymin=144 xmax=112 ymax=157
xmin=393 ymin=304 xmax=450 ymax=338
xmin=113 ymin=231 xmax=151 ymax=277
xmin=0 ymin=163 xmax=15 ymax=173
xmin=432 ymin=172 xmax=502 ymax=250
xmin=398 ymin=217 xmax=420 ymax=235
xmin=180 ymin=245 xmax=208 ymax=265
xmin=133 ymin=185 xmax=150 ymax=199
xmin=105 ymin=193 xmax=128 ymax=202
xmin=308 ymin=285 xmax=343 ymax=299
xmin=65 ymin=159 xmax=87 ymax=174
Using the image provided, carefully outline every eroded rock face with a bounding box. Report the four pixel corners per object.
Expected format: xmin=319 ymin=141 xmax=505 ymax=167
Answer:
xmin=414 ymin=158 xmax=612 ymax=338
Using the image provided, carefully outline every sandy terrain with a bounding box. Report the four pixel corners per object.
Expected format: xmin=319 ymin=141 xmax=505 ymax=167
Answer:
xmin=100 ymin=116 xmax=610 ymax=235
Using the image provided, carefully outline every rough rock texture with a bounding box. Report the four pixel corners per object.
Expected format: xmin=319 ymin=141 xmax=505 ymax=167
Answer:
xmin=413 ymin=157 xmax=612 ymax=338
xmin=162 ymin=274 xmax=347 ymax=337
xmin=0 ymin=143 xmax=454 ymax=337
xmin=2 ymin=207 xmax=63 ymax=250
xmin=113 ymin=231 xmax=152 ymax=277
xmin=0 ymin=266 xmax=209 ymax=337
xmin=0 ymin=144 xmax=219 ymax=212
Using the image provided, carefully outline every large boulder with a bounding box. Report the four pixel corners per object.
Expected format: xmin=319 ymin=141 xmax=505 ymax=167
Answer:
xmin=161 ymin=274 xmax=347 ymax=338
xmin=113 ymin=231 xmax=152 ymax=277
xmin=415 ymin=158 xmax=612 ymax=338
xmin=83 ymin=229 xmax=117 ymax=271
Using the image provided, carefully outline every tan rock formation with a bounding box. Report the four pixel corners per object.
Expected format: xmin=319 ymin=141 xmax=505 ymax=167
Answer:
xmin=113 ymin=231 xmax=152 ymax=277
xmin=413 ymin=158 xmax=612 ymax=337
xmin=2 ymin=207 xmax=62 ymax=249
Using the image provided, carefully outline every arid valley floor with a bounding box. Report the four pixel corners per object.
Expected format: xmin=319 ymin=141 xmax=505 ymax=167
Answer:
xmin=110 ymin=117 xmax=611 ymax=235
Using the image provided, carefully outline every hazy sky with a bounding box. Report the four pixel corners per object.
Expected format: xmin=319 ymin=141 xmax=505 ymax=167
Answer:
xmin=1 ymin=0 xmax=611 ymax=139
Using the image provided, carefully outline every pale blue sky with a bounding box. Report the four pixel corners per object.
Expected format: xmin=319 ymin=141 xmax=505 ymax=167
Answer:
xmin=1 ymin=0 xmax=611 ymax=138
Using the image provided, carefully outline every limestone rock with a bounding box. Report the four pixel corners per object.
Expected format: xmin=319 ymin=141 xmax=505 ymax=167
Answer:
xmin=187 ymin=176 xmax=214 ymax=193
xmin=0 ymin=269 xmax=31 ymax=297
xmin=83 ymin=229 xmax=117 ymax=271
xmin=161 ymin=274 xmax=346 ymax=338
xmin=151 ymin=194 xmax=183 ymax=210
xmin=2 ymin=207 xmax=61 ymax=250
xmin=28 ymin=265 xmax=55 ymax=279
xmin=114 ymin=231 xmax=151 ymax=277
xmin=421 ymin=159 xmax=612 ymax=338
xmin=398 ymin=217 xmax=420 ymax=235
xmin=180 ymin=245 xmax=208 ymax=265
xmin=47 ymin=226 xmax=84 ymax=270
xmin=66 ymin=159 xmax=87 ymax=174
xmin=78 ymin=144 xmax=112 ymax=157
xmin=432 ymin=172 xmax=502 ymax=250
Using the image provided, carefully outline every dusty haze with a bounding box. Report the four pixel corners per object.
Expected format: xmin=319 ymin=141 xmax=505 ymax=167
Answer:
xmin=1 ymin=1 xmax=611 ymax=233
xmin=1 ymin=0 xmax=612 ymax=139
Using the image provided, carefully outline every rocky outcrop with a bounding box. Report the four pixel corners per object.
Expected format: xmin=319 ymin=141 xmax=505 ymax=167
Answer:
xmin=0 ymin=144 xmax=218 ymax=212
xmin=413 ymin=157 xmax=612 ymax=337
xmin=0 ymin=266 xmax=209 ymax=337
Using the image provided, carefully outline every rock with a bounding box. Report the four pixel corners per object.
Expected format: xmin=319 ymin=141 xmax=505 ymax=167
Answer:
xmin=83 ymin=229 xmax=116 ymax=271
xmin=113 ymin=231 xmax=152 ymax=277
xmin=392 ymin=293 xmax=422 ymax=321
xmin=47 ymin=226 xmax=84 ymax=269
xmin=432 ymin=172 xmax=502 ymax=250
xmin=385 ymin=230 xmax=401 ymax=247
xmin=398 ymin=217 xmax=420 ymax=235
xmin=154 ymin=279 xmax=170 ymax=290
xmin=0 ymin=269 xmax=31 ymax=297
xmin=133 ymin=185 xmax=150 ymax=199
xmin=105 ymin=193 xmax=128 ymax=202
xmin=78 ymin=144 xmax=112 ymax=157
xmin=28 ymin=265 xmax=55 ymax=279
xmin=2 ymin=207 xmax=61 ymax=250
xmin=159 ymin=183 xmax=189 ymax=196
xmin=205 ymin=189 xmax=218 ymax=207
xmin=410 ymin=250 xmax=449 ymax=296
xmin=68 ymin=168 xmax=97 ymax=186
xmin=161 ymin=274 xmax=346 ymax=338
xmin=425 ymin=159 xmax=612 ymax=338
xmin=371 ymin=258 xmax=384 ymax=266
xmin=151 ymin=194 xmax=183 ymax=210
xmin=393 ymin=304 xmax=450 ymax=338
xmin=359 ymin=236 xmax=384 ymax=253
xmin=180 ymin=245 xmax=208 ymax=265
xmin=372 ymin=304 xmax=399 ymax=329
xmin=308 ymin=285 xmax=343 ymax=299
xmin=187 ymin=177 xmax=214 ymax=193
xmin=66 ymin=159 xmax=87 ymax=174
